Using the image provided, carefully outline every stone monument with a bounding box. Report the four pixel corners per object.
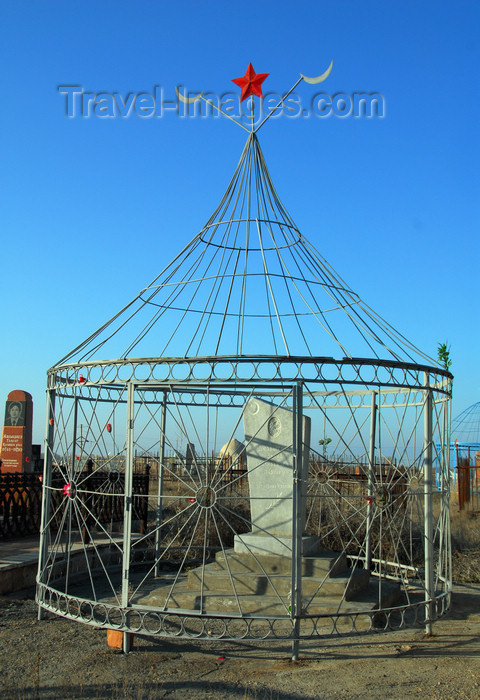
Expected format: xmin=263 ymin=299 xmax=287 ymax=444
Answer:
xmin=217 ymin=438 xmax=246 ymax=470
xmin=234 ymin=397 xmax=317 ymax=557
xmin=0 ymin=390 xmax=33 ymax=473
xmin=185 ymin=442 xmax=196 ymax=475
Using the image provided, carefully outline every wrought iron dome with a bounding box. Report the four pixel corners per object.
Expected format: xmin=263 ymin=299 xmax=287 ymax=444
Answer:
xmin=54 ymin=131 xmax=438 ymax=370
xmin=451 ymin=401 xmax=480 ymax=444
xmin=38 ymin=64 xmax=453 ymax=658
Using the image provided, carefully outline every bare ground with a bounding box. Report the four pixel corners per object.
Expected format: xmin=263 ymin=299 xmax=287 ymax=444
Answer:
xmin=1 ymin=583 xmax=479 ymax=699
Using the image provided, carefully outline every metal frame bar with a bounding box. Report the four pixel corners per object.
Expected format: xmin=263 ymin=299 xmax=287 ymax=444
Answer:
xmin=365 ymin=391 xmax=377 ymax=572
xmin=423 ymin=372 xmax=434 ymax=635
xmin=291 ymin=381 xmax=303 ymax=660
xmin=121 ymin=382 xmax=135 ymax=652
xmin=37 ymin=389 xmax=56 ymax=620
xmin=155 ymin=389 xmax=168 ymax=576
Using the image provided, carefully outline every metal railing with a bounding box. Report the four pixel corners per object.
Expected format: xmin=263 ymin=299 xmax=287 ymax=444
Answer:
xmin=1 ymin=457 xmax=412 ymax=540
xmin=457 ymin=458 xmax=480 ymax=513
xmin=0 ymin=467 xmax=150 ymax=540
xmin=0 ymin=473 xmax=43 ymax=538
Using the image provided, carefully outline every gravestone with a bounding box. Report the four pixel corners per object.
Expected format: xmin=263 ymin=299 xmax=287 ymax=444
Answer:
xmin=234 ymin=397 xmax=316 ymax=557
xmin=0 ymin=390 xmax=33 ymax=473
xmin=185 ymin=442 xmax=196 ymax=475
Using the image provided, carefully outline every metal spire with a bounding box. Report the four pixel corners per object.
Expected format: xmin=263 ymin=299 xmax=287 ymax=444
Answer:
xmin=55 ymin=131 xmax=436 ymax=368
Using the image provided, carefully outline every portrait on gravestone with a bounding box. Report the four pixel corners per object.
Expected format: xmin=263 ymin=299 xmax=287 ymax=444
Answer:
xmin=4 ymin=401 xmax=25 ymax=427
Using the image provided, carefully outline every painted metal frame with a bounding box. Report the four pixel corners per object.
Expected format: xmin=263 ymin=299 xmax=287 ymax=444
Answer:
xmin=37 ymin=358 xmax=452 ymax=659
xmin=36 ymin=129 xmax=452 ymax=659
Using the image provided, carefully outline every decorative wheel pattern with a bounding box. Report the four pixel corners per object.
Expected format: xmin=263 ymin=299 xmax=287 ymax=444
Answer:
xmin=38 ymin=370 xmax=452 ymax=648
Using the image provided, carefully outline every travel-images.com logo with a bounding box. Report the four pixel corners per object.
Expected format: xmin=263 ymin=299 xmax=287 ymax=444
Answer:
xmin=58 ymin=62 xmax=385 ymax=123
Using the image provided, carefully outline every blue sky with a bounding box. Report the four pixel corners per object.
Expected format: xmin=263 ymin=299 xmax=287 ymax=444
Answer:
xmin=0 ymin=1 xmax=478 ymax=444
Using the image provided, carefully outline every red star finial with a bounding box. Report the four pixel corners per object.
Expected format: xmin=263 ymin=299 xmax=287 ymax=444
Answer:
xmin=232 ymin=63 xmax=269 ymax=102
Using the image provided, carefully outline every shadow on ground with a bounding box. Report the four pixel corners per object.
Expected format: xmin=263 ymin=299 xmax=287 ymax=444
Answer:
xmin=5 ymin=680 xmax=305 ymax=700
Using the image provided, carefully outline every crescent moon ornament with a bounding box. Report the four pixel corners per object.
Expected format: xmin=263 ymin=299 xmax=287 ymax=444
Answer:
xmin=175 ymin=86 xmax=203 ymax=104
xmin=176 ymin=85 xmax=251 ymax=132
xmin=300 ymin=60 xmax=333 ymax=84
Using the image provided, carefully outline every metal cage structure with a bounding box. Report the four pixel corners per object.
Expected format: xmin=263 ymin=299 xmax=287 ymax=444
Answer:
xmin=451 ymin=401 xmax=480 ymax=466
xmin=36 ymin=131 xmax=452 ymax=658
xmin=449 ymin=402 xmax=480 ymax=512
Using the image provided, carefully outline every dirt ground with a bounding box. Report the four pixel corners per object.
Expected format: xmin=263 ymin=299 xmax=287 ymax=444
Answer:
xmin=1 ymin=584 xmax=479 ymax=699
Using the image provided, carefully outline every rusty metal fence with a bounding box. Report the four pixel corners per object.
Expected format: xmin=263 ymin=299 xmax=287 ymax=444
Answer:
xmin=457 ymin=459 xmax=480 ymax=513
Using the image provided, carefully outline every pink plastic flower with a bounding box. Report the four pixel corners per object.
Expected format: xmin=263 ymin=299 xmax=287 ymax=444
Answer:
xmin=63 ymin=482 xmax=71 ymax=497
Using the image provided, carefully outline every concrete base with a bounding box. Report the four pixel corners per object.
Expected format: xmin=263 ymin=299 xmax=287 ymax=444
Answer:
xmin=234 ymin=533 xmax=319 ymax=557
xmin=135 ymin=548 xmax=384 ymax=615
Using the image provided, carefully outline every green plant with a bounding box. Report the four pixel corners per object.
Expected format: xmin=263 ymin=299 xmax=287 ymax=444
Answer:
xmin=437 ymin=341 xmax=452 ymax=371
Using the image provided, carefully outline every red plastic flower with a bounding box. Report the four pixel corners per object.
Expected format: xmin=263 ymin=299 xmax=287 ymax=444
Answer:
xmin=63 ymin=482 xmax=72 ymax=497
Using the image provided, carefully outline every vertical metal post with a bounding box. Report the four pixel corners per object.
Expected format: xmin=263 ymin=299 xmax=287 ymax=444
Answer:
xmin=71 ymin=396 xmax=78 ymax=469
xmin=155 ymin=390 xmax=168 ymax=577
xmin=442 ymin=390 xmax=452 ymax=497
xmin=65 ymin=395 xmax=79 ymax=594
xmin=37 ymin=388 xmax=56 ymax=620
xmin=291 ymin=382 xmax=303 ymax=661
xmin=438 ymin=394 xmax=451 ymax=592
xmin=423 ymin=373 xmax=434 ymax=635
xmin=445 ymin=391 xmax=452 ymax=587
xmin=122 ymin=382 xmax=135 ymax=653
xmin=365 ymin=391 xmax=377 ymax=573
